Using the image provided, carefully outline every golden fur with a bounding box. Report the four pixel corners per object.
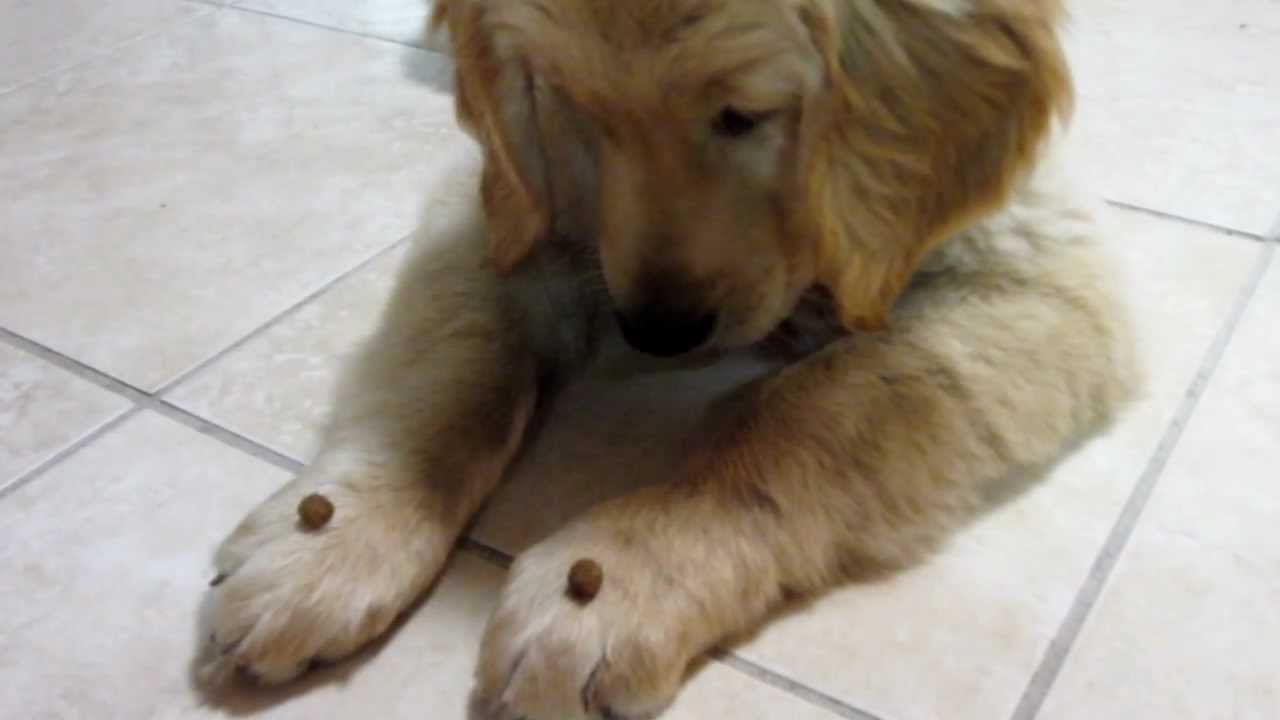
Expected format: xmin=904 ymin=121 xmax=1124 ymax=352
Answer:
xmin=194 ymin=2 xmax=1138 ymax=719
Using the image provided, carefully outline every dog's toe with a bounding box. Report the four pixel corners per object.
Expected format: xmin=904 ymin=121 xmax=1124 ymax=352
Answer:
xmin=194 ymin=483 xmax=452 ymax=689
xmin=470 ymin=525 xmax=690 ymax=720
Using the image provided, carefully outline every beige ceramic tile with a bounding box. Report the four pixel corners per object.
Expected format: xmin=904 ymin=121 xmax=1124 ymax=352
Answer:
xmin=0 ymin=411 xmax=839 ymax=719
xmin=1064 ymin=0 xmax=1280 ymax=234
xmin=0 ymin=342 xmax=130 ymax=491
xmin=236 ymin=0 xmax=433 ymax=47
xmin=0 ymin=0 xmax=207 ymax=94
xmin=0 ymin=410 xmax=497 ymax=718
xmin=165 ymin=153 xmax=480 ymax=459
xmin=167 ymin=246 xmax=409 ymax=460
xmin=0 ymin=9 xmax=458 ymax=391
xmin=470 ymin=209 xmax=1265 ymax=720
xmin=0 ymin=411 xmax=289 ymax=718
xmin=673 ymin=664 xmax=844 ymax=720
xmin=1039 ymin=255 xmax=1280 ymax=720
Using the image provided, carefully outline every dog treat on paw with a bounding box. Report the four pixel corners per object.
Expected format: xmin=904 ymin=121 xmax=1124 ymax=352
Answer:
xmin=566 ymin=558 xmax=604 ymax=604
xmin=297 ymin=493 xmax=334 ymax=530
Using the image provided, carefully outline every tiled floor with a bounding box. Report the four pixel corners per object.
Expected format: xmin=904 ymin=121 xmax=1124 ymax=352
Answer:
xmin=0 ymin=1 xmax=1276 ymax=719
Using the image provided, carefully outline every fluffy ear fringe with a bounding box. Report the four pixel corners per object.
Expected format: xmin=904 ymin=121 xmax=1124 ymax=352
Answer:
xmin=800 ymin=0 xmax=1072 ymax=331
xmin=433 ymin=1 xmax=550 ymax=273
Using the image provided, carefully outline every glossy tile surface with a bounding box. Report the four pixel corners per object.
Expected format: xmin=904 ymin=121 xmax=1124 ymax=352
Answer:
xmin=0 ymin=342 xmax=130 ymax=491
xmin=236 ymin=0 xmax=433 ymax=46
xmin=167 ymin=246 xmax=410 ymax=460
xmin=0 ymin=0 xmax=206 ymax=93
xmin=1065 ymin=0 xmax=1280 ymax=234
xmin=0 ymin=8 xmax=456 ymax=390
xmin=1040 ymin=256 xmax=1280 ymax=720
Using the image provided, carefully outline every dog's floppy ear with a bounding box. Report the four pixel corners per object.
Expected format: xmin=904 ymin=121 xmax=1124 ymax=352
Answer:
xmin=432 ymin=1 xmax=550 ymax=272
xmin=798 ymin=0 xmax=1071 ymax=331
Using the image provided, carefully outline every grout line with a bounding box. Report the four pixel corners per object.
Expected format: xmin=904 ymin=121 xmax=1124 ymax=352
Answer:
xmin=1009 ymin=240 xmax=1277 ymax=720
xmin=219 ymin=2 xmax=449 ymax=59
xmin=1104 ymin=200 xmax=1265 ymax=241
xmin=717 ymin=653 xmax=887 ymax=720
xmin=0 ymin=327 xmax=306 ymax=479
xmin=148 ymin=399 xmax=304 ymax=474
xmin=155 ymin=233 xmax=414 ymax=397
xmin=0 ymin=407 xmax=142 ymax=501
xmin=0 ymin=2 xmax=215 ymax=100
xmin=0 ymin=229 xmax=413 ymax=494
xmin=0 ymin=328 xmax=151 ymax=403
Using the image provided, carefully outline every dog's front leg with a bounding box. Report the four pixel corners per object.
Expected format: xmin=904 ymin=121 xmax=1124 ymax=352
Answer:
xmin=195 ymin=210 xmax=594 ymax=686
xmin=470 ymin=247 xmax=1137 ymax=720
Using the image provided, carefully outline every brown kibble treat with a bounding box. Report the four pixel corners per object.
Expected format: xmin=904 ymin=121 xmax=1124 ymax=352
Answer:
xmin=566 ymin=558 xmax=603 ymax=604
xmin=297 ymin=493 xmax=334 ymax=530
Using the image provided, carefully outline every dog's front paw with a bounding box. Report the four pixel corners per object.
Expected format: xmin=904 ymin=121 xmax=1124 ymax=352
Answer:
xmin=470 ymin=521 xmax=702 ymax=720
xmin=195 ymin=474 xmax=450 ymax=686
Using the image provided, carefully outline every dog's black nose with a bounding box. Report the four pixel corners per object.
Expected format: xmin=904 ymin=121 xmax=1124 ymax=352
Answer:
xmin=615 ymin=304 xmax=717 ymax=357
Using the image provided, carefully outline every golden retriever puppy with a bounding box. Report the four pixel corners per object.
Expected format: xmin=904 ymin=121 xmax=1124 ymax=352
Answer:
xmin=195 ymin=1 xmax=1138 ymax=718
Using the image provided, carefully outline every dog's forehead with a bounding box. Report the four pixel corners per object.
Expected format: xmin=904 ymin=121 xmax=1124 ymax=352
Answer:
xmin=533 ymin=0 xmax=785 ymax=46
xmin=501 ymin=0 xmax=811 ymax=108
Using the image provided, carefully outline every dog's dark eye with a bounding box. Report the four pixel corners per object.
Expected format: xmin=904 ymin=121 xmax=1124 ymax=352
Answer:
xmin=712 ymin=107 xmax=763 ymax=138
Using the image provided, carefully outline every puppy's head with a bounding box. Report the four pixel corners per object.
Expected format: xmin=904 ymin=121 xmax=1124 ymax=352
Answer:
xmin=434 ymin=0 xmax=1071 ymax=356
